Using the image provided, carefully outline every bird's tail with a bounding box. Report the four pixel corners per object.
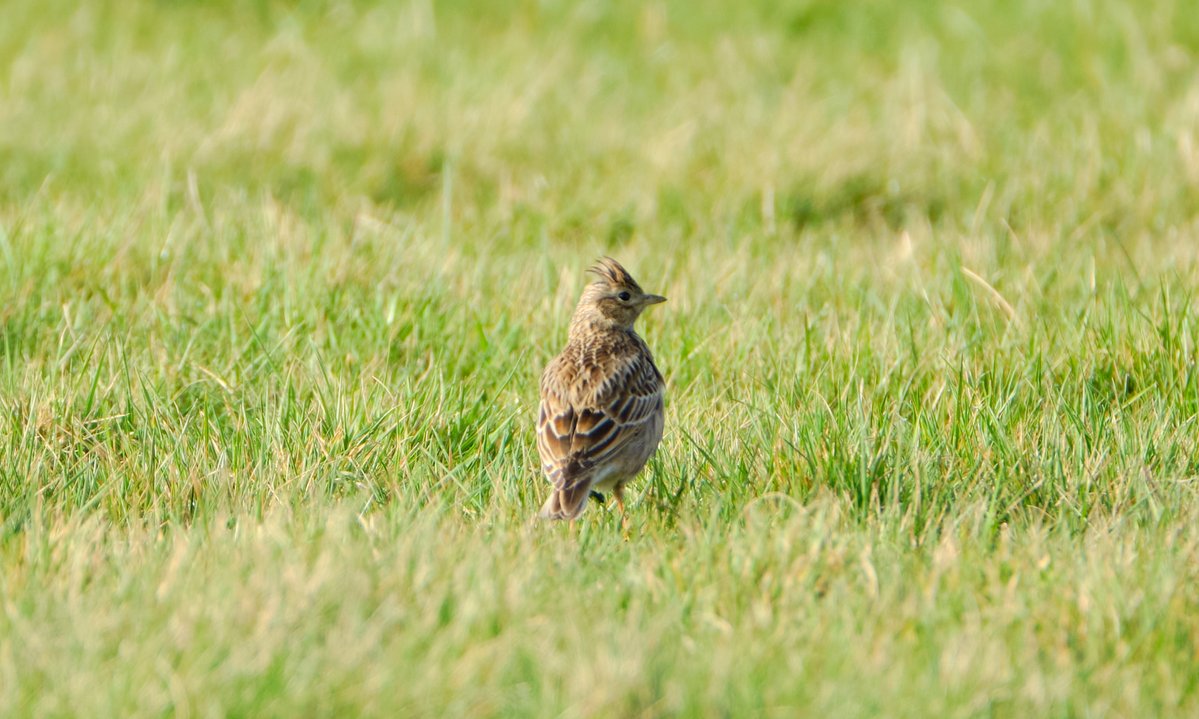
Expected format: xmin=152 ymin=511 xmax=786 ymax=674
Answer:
xmin=538 ymin=462 xmax=591 ymax=520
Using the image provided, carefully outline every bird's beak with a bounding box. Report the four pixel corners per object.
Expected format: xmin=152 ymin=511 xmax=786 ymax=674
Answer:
xmin=641 ymin=294 xmax=667 ymax=306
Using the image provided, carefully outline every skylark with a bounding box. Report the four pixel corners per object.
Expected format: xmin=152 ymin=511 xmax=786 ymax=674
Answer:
xmin=536 ymin=257 xmax=666 ymax=525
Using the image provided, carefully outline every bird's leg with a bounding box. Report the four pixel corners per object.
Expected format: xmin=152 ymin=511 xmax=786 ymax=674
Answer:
xmin=614 ymin=486 xmax=629 ymax=536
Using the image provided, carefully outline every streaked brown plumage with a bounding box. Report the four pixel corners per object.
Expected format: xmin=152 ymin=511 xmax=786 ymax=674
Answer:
xmin=536 ymin=257 xmax=666 ymax=524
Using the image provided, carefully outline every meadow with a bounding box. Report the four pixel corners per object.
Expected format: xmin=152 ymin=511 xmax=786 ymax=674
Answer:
xmin=2 ymin=0 xmax=1199 ymax=715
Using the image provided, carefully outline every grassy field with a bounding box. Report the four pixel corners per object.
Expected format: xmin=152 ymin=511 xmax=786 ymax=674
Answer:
xmin=3 ymin=0 xmax=1199 ymax=715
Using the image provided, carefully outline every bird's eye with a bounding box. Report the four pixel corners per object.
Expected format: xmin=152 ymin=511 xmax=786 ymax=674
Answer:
xmin=618 ymin=291 xmax=631 ymax=301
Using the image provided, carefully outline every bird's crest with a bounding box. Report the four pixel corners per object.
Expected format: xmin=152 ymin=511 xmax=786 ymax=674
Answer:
xmin=587 ymin=257 xmax=642 ymax=291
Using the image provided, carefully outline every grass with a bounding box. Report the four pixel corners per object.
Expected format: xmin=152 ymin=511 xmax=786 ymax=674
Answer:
xmin=2 ymin=0 xmax=1199 ymax=715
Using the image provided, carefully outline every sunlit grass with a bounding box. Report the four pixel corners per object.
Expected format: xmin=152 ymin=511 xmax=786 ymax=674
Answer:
xmin=2 ymin=0 xmax=1199 ymax=715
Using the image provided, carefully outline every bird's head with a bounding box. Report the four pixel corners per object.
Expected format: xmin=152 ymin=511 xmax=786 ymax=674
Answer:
xmin=571 ymin=257 xmax=666 ymax=333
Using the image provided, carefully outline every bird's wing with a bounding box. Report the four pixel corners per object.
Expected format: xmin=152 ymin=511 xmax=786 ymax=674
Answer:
xmin=537 ymin=350 xmax=664 ymax=493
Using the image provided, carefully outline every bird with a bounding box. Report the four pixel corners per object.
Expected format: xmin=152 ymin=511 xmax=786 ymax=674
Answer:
xmin=536 ymin=257 xmax=666 ymax=526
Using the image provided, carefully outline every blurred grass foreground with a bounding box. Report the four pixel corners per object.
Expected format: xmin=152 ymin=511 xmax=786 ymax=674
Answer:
xmin=2 ymin=0 xmax=1199 ymax=716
